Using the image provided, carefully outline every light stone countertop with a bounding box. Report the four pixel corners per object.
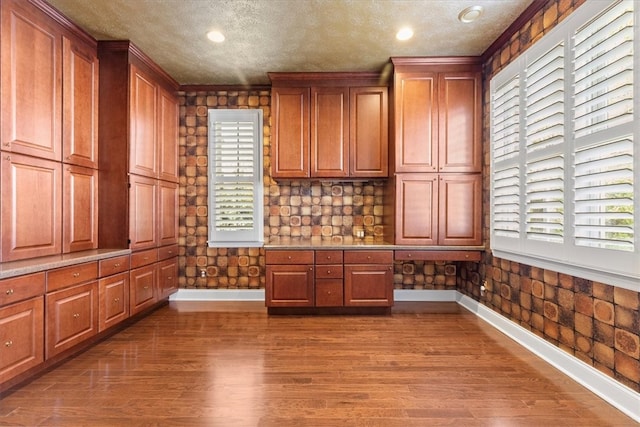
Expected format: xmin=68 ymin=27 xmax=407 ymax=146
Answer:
xmin=0 ymin=249 xmax=132 ymax=280
xmin=264 ymin=236 xmax=485 ymax=251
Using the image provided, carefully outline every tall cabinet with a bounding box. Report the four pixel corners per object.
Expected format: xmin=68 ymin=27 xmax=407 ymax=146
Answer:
xmin=389 ymin=57 xmax=482 ymax=247
xmin=97 ymin=41 xmax=179 ymax=313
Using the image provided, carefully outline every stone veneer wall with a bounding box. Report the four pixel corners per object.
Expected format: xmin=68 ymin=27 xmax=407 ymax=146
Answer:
xmin=457 ymin=0 xmax=640 ymax=392
xmin=178 ymin=90 xmax=459 ymax=291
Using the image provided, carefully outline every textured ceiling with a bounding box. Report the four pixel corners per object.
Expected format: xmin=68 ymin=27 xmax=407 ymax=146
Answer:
xmin=47 ymin=0 xmax=534 ymax=86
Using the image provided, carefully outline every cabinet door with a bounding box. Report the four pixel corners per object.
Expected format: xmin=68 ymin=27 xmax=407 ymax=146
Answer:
xmin=271 ymin=87 xmax=310 ymax=178
xmin=266 ymin=265 xmax=314 ymax=307
xmin=45 ymin=281 xmax=98 ymax=359
xmin=158 ymin=87 xmax=178 ymax=182
xmin=62 ymin=36 xmax=98 ymax=168
xmin=63 ymin=165 xmax=98 ymax=253
xmin=1 ymin=154 xmax=62 ymax=261
xmin=438 ymin=72 xmax=481 ymax=172
xmin=439 ymin=174 xmax=482 ymax=246
xmin=349 ymin=86 xmax=388 ymax=178
xmin=394 ymin=73 xmax=437 ymax=172
xmin=158 ymin=180 xmax=178 ymax=246
xmin=130 ymin=263 xmax=157 ymax=315
xmin=0 ymin=0 xmax=61 ymax=161
xmin=311 ymin=87 xmax=348 ymax=178
xmin=344 ymin=264 xmax=393 ymax=307
xmin=129 ymin=175 xmax=157 ymax=250
xmin=129 ymin=64 xmax=157 ymax=178
xmin=394 ymin=173 xmax=438 ymax=245
xmin=0 ymin=296 xmax=44 ymax=383
xmin=98 ymin=272 xmax=129 ymax=332
xmin=157 ymin=257 xmax=178 ymax=299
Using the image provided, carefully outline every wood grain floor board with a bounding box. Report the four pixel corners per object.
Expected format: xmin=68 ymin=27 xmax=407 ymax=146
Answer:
xmin=0 ymin=301 xmax=635 ymax=426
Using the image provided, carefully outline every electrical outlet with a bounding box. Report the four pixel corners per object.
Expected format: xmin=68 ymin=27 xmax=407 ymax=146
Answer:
xmin=200 ymin=269 xmax=207 ymax=278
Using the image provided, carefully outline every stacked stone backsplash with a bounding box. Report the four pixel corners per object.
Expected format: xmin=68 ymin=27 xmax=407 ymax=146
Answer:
xmin=178 ymin=89 xmax=458 ymax=292
xmin=457 ymin=0 xmax=640 ymax=392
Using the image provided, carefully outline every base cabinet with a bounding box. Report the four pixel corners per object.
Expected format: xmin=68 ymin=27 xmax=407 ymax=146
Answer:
xmin=130 ymin=264 xmax=157 ymax=315
xmin=0 ymin=297 xmax=44 ymax=383
xmin=98 ymin=272 xmax=129 ymax=332
xmin=266 ymin=249 xmax=393 ymax=310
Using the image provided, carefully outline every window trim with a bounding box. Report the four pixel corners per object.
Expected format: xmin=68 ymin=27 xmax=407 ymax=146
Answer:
xmin=490 ymin=0 xmax=639 ymax=292
xmin=207 ymin=109 xmax=264 ymax=248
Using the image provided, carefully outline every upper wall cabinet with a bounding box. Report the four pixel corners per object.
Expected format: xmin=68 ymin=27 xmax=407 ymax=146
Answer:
xmin=269 ymin=73 xmax=388 ymax=180
xmin=392 ymin=59 xmax=481 ymax=174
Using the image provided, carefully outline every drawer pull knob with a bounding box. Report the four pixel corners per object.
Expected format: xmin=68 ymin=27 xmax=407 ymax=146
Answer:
xmin=287 ymin=256 xmax=292 ymax=260
xmin=4 ymin=340 xmax=12 ymax=347
xmin=143 ymin=286 xmax=149 ymax=289
xmin=167 ymin=276 xmax=173 ymax=280
xmin=168 ymin=250 xmax=173 ymax=254
xmin=5 ymin=289 xmax=14 ymax=295
xmin=73 ymin=273 xmax=80 ymax=278
xmin=407 ymin=253 xmax=412 ymax=258
xmin=114 ymin=298 xmax=120 ymax=303
xmin=327 ymin=270 xmax=331 ymax=274
xmin=73 ymin=313 xmax=80 ymax=318
xmin=114 ymin=263 xmax=120 ymax=267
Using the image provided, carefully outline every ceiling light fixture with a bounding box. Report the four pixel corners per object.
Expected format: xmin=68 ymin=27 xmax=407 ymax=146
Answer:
xmin=396 ymin=27 xmax=414 ymax=41
xmin=458 ymin=5 xmax=484 ymax=23
xmin=207 ymin=30 xmax=225 ymax=43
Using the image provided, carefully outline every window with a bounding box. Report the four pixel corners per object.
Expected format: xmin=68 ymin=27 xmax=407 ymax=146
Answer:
xmin=208 ymin=109 xmax=264 ymax=247
xmin=490 ymin=0 xmax=638 ymax=292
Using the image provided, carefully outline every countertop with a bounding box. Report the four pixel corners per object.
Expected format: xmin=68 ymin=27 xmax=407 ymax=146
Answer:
xmin=0 ymin=249 xmax=131 ymax=280
xmin=264 ymin=236 xmax=485 ymax=251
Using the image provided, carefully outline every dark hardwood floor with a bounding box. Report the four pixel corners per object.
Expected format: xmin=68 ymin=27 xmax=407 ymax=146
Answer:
xmin=0 ymin=301 xmax=635 ymax=426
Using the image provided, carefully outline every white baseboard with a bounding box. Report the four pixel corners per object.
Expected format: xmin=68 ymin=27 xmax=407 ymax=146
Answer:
xmin=168 ymin=287 xmax=639 ymax=422
xmin=457 ymin=293 xmax=640 ymax=423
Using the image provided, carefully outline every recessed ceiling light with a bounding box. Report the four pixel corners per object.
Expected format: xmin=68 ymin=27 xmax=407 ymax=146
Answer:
xmin=396 ymin=27 xmax=414 ymax=41
xmin=207 ymin=30 xmax=225 ymax=43
xmin=458 ymin=5 xmax=484 ymax=23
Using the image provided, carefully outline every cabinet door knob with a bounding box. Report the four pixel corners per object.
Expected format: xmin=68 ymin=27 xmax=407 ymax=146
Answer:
xmin=73 ymin=313 xmax=80 ymax=318
xmin=4 ymin=340 xmax=13 ymax=347
xmin=326 ymin=270 xmax=331 ymax=274
xmin=5 ymin=289 xmax=14 ymax=295
xmin=114 ymin=263 xmax=121 ymax=268
xmin=73 ymin=273 xmax=80 ymax=278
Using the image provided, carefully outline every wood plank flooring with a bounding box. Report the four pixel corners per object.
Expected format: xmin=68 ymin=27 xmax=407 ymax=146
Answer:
xmin=0 ymin=301 xmax=635 ymax=426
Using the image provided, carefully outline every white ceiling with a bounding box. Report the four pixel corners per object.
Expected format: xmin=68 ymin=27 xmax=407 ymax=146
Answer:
xmin=47 ymin=0 xmax=534 ymax=86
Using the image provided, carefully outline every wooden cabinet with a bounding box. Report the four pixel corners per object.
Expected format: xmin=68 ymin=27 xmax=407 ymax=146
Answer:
xmin=269 ymin=73 xmax=388 ymax=179
xmin=390 ymin=58 xmax=482 ymax=247
xmin=265 ymin=250 xmax=314 ymax=307
xmin=63 ymin=165 xmax=98 ymax=253
xmin=266 ymin=249 xmax=393 ymax=309
xmin=98 ymin=272 xmax=129 ymax=332
xmin=1 ymin=154 xmax=62 ymax=261
xmin=0 ymin=0 xmax=61 ymax=162
xmin=395 ymin=173 xmax=481 ymax=246
xmin=129 ymin=175 xmax=157 ymax=251
xmin=344 ymin=251 xmax=394 ymax=306
xmin=0 ymin=297 xmax=44 ymax=383
xmin=45 ymin=281 xmax=98 ymax=358
xmin=129 ymin=64 xmax=158 ymax=178
xmin=130 ymin=263 xmax=157 ymax=315
xmin=158 ymin=180 xmax=178 ymax=246
xmin=157 ymin=257 xmax=178 ymax=300
xmin=62 ymin=35 xmax=99 ymax=169
xmin=158 ymin=87 xmax=179 ymax=183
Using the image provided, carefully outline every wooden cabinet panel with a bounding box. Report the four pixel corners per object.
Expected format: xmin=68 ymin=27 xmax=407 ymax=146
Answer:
xmin=98 ymin=272 xmax=129 ymax=332
xmin=45 ymin=281 xmax=98 ymax=358
xmin=129 ymin=175 xmax=157 ymax=250
xmin=343 ymin=250 xmax=393 ymax=264
xmin=271 ymin=87 xmax=310 ymax=178
xmin=439 ymin=174 xmax=482 ymax=246
xmin=129 ymin=264 xmax=157 ymax=315
xmin=158 ymin=180 xmax=178 ymax=246
xmin=0 ymin=296 xmax=44 ymax=383
xmin=46 ymin=261 xmax=98 ymax=293
xmin=315 ymin=279 xmax=343 ymax=307
xmin=395 ymin=250 xmax=482 ymax=262
xmin=129 ymin=64 xmax=157 ymax=178
xmin=157 ymin=87 xmax=179 ymax=182
xmin=311 ymin=87 xmax=349 ymax=178
xmin=157 ymin=244 xmax=178 ymax=261
xmin=0 ymin=273 xmax=45 ymax=307
xmin=395 ymin=174 xmax=438 ymax=245
xmin=0 ymin=0 xmax=61 ymax=161
xmin=349 ymin=86 xmax=388 ymax=177
xmin=394 ymin=73 xmax=437 ymax=173
xmin=265 ymin=250 xmax=314 ymax=265
xmin=130 ymin=248 xmax=158 ymax=268
xmin=315 ymin=250 xmax=343 ymax=264
xmin=266 ymin=265 xmax=314 ymax=307
xmin=63 ymin=165 xmax=98 ymax=253
xmin=1 ymin=154 xmax=62 ymax=261
xmin=438 ymin=73 xmax=481 ymax=172
xmin=62 ymin=35 xmax=98 ymax=168
xmin=98 ymin=255 xmax=130 ymax=277
xmin=344 ymin=264 xmax=393 ymax=307
xmin=157 ymin=257 xmax=178 ymax=300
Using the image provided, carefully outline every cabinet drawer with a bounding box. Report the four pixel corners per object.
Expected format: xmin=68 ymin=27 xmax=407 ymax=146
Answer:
xmin=315 ymin=279 xmax=343 ymax=307
xmin=47 ymin=262 xmax=98 ymax=292
xmin=315 ymin=265 xmax=343 ymax=279
xmin=344 ymin=250 xmax=393 ymax=264
xmin=266 ymin=250 xmax=314 ymax=265
xmin=394 ymin=250 xmax=482 ymax=262
xmin=158 ymin=244 xmax=179 ymax=261
xmin=130 ymin=248 xmax=158 ymax=269
xmin=0 ymin=272 xmax=45 ymax=307
xmin=99 ymin=255 xmax=130 ymax=277
xmin=0 ymin=296 xmax=44 ymax=383
xmin=315 ymin=250 xmax=343 ymax=264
